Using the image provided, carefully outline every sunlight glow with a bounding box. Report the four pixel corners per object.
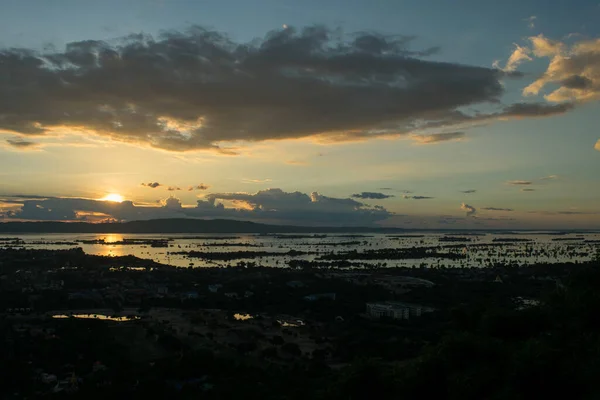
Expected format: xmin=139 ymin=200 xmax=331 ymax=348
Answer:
xmin=100 ymin=193 xmax=124 ymax=202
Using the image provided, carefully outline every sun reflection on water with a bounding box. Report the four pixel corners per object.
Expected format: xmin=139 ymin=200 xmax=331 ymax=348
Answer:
xmin=52 ymin=314 xmax=139 ymax=322
xmin=103 ymin=234 xmax=123 ymax=243
xmin=234 ymin=313 xmax=254 ymax=321
xmin=96 ymin=234 xmax=124 ymax=257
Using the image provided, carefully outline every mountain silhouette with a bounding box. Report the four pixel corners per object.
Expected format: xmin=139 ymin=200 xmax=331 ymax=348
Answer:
xmin=0 ymin=218 xmax=405 ymax=234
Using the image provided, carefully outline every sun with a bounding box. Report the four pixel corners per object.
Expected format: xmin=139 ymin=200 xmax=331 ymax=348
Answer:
xmin=100 ymin=193 xmax=124 ymax=203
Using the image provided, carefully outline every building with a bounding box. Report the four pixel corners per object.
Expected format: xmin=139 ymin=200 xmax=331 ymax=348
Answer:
xmin=366 ymin=302 xmax=434 ymax=320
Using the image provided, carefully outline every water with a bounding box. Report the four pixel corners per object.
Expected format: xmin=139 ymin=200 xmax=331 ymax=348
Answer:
xmin=52 ymin=314 xmax=140 ymax=322
xmin=1 ymin=232 xmax=599 ymax=268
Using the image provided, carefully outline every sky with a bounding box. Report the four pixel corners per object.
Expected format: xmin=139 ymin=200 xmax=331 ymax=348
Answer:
xmin=0 ymin=0 xmax=599 ymax=229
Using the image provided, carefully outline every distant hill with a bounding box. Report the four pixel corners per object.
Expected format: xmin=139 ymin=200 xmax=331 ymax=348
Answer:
xmin=0 ymin=218 xmax=407 ymax=234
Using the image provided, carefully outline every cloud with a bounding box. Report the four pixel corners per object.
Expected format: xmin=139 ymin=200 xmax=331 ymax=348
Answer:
xmin=202 ymin=188 xmax=392 ymax=225
xmin=351 ymin=192 xmax=394 ymax=199
xmin=530 ymin=210 xmax=599 ymax=216
xmin=167 ymin=186 xmax=181 ymax=191
xmin=4 ymin=197 xmax=143 ymax=221
xmin=461 ymin=203 xmax=477 ymax=217
xmin=521 ymin=188 xmax=536 ymax=192
xmin=0 ymin=25 xmax=530 ymax=151
xmin=6 ymin=138 xmax=40 ymax=149
xmin=141 ymin=182 xmax=161 ymax=188
xmin=461 ymin=189 xmax=476 ymax=193
xmin=285 ymin=160 xmax=309 ymax=166
xmin=561 ymin=75 xmax=593 ymax=90
xmin=500 ymin=102 xmax=574 ymax=117
xmin=188 ymin=184 xmax=209 ymax=191
xmin=242 ymin=179 xmax=273 ymax=184
xmin=481 ymin=207 xmax=514 ymax=212
xmin=379 ymin=187 xmax=393 ymax=190
xmin=507 ymin=175 xmax=556 ymax=186
xmin=160 ymin=196 xmax=182 ymax=210
xmin=504 ymin=34 xmax=600 ymax=103
xmin=403 ymin=195 xmax=434 ymax=200
xmin=493 ymin=43 xmax=532 ymax=72
xmin=507 ymin=180 xmax=533 ymax=185
xmin=414 ymin=101 xmax=572 ymax=133
xmin=524 ymin=15 xmax=537 ymax=29
xmin=411 ymin=131 xmax=465 ymax=144
xmin=2 ymin=188 xmax=394 ymax=226
xmin=552 ymin=210 xmax=597 ymax=215
xmin=595 ymin=139 xmax=600 ymax=151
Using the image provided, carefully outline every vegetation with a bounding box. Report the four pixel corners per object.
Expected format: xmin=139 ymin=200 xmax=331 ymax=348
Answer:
xmin=2 ymin=244 xmax=600 ymax=398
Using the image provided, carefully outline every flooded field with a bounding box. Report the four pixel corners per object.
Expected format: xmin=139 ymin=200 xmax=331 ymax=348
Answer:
xmin=2 ymin=232 xmax=599 ymax=269
xmin=52 ymin=313 xmax=140 ymax=322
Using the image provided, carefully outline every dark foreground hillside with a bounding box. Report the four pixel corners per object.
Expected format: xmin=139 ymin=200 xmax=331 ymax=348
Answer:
xmin=1 ymin=248 xmax=600 ymax=399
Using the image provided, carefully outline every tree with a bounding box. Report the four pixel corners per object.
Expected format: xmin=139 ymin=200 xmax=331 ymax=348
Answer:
xmin=138 ymin=303 xmax=151 ymax=314
xmin=271 ymin=335 xmax=284 ymax=345
xmin=261 ymin=347 xmax=278 ymax=359
xmin=281 ymin=342 xmax=301 ymax=357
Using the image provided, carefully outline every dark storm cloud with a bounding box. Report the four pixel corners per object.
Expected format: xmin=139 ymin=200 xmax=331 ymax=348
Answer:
xmin=417 ymin=101 xmax=573 ymax=132
xmin=141 ymin=182 xmax=161 ymax=188
xmin=481 ymin=207 xmax=514 ymax=212
xmin=461 ymin=189 xmax=476 ymax=193
xmin=4 ymin=188 xmax=392 ymax=226
xmin=351 ymin=192 xmax=394 ymax=199
xmin=0 ymin=25 xmax=524 ymax=151
xmin=500 ymin=102 xmax=574 ymax=117
xmin=6 ymin=138 xmax=39 ymax=149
